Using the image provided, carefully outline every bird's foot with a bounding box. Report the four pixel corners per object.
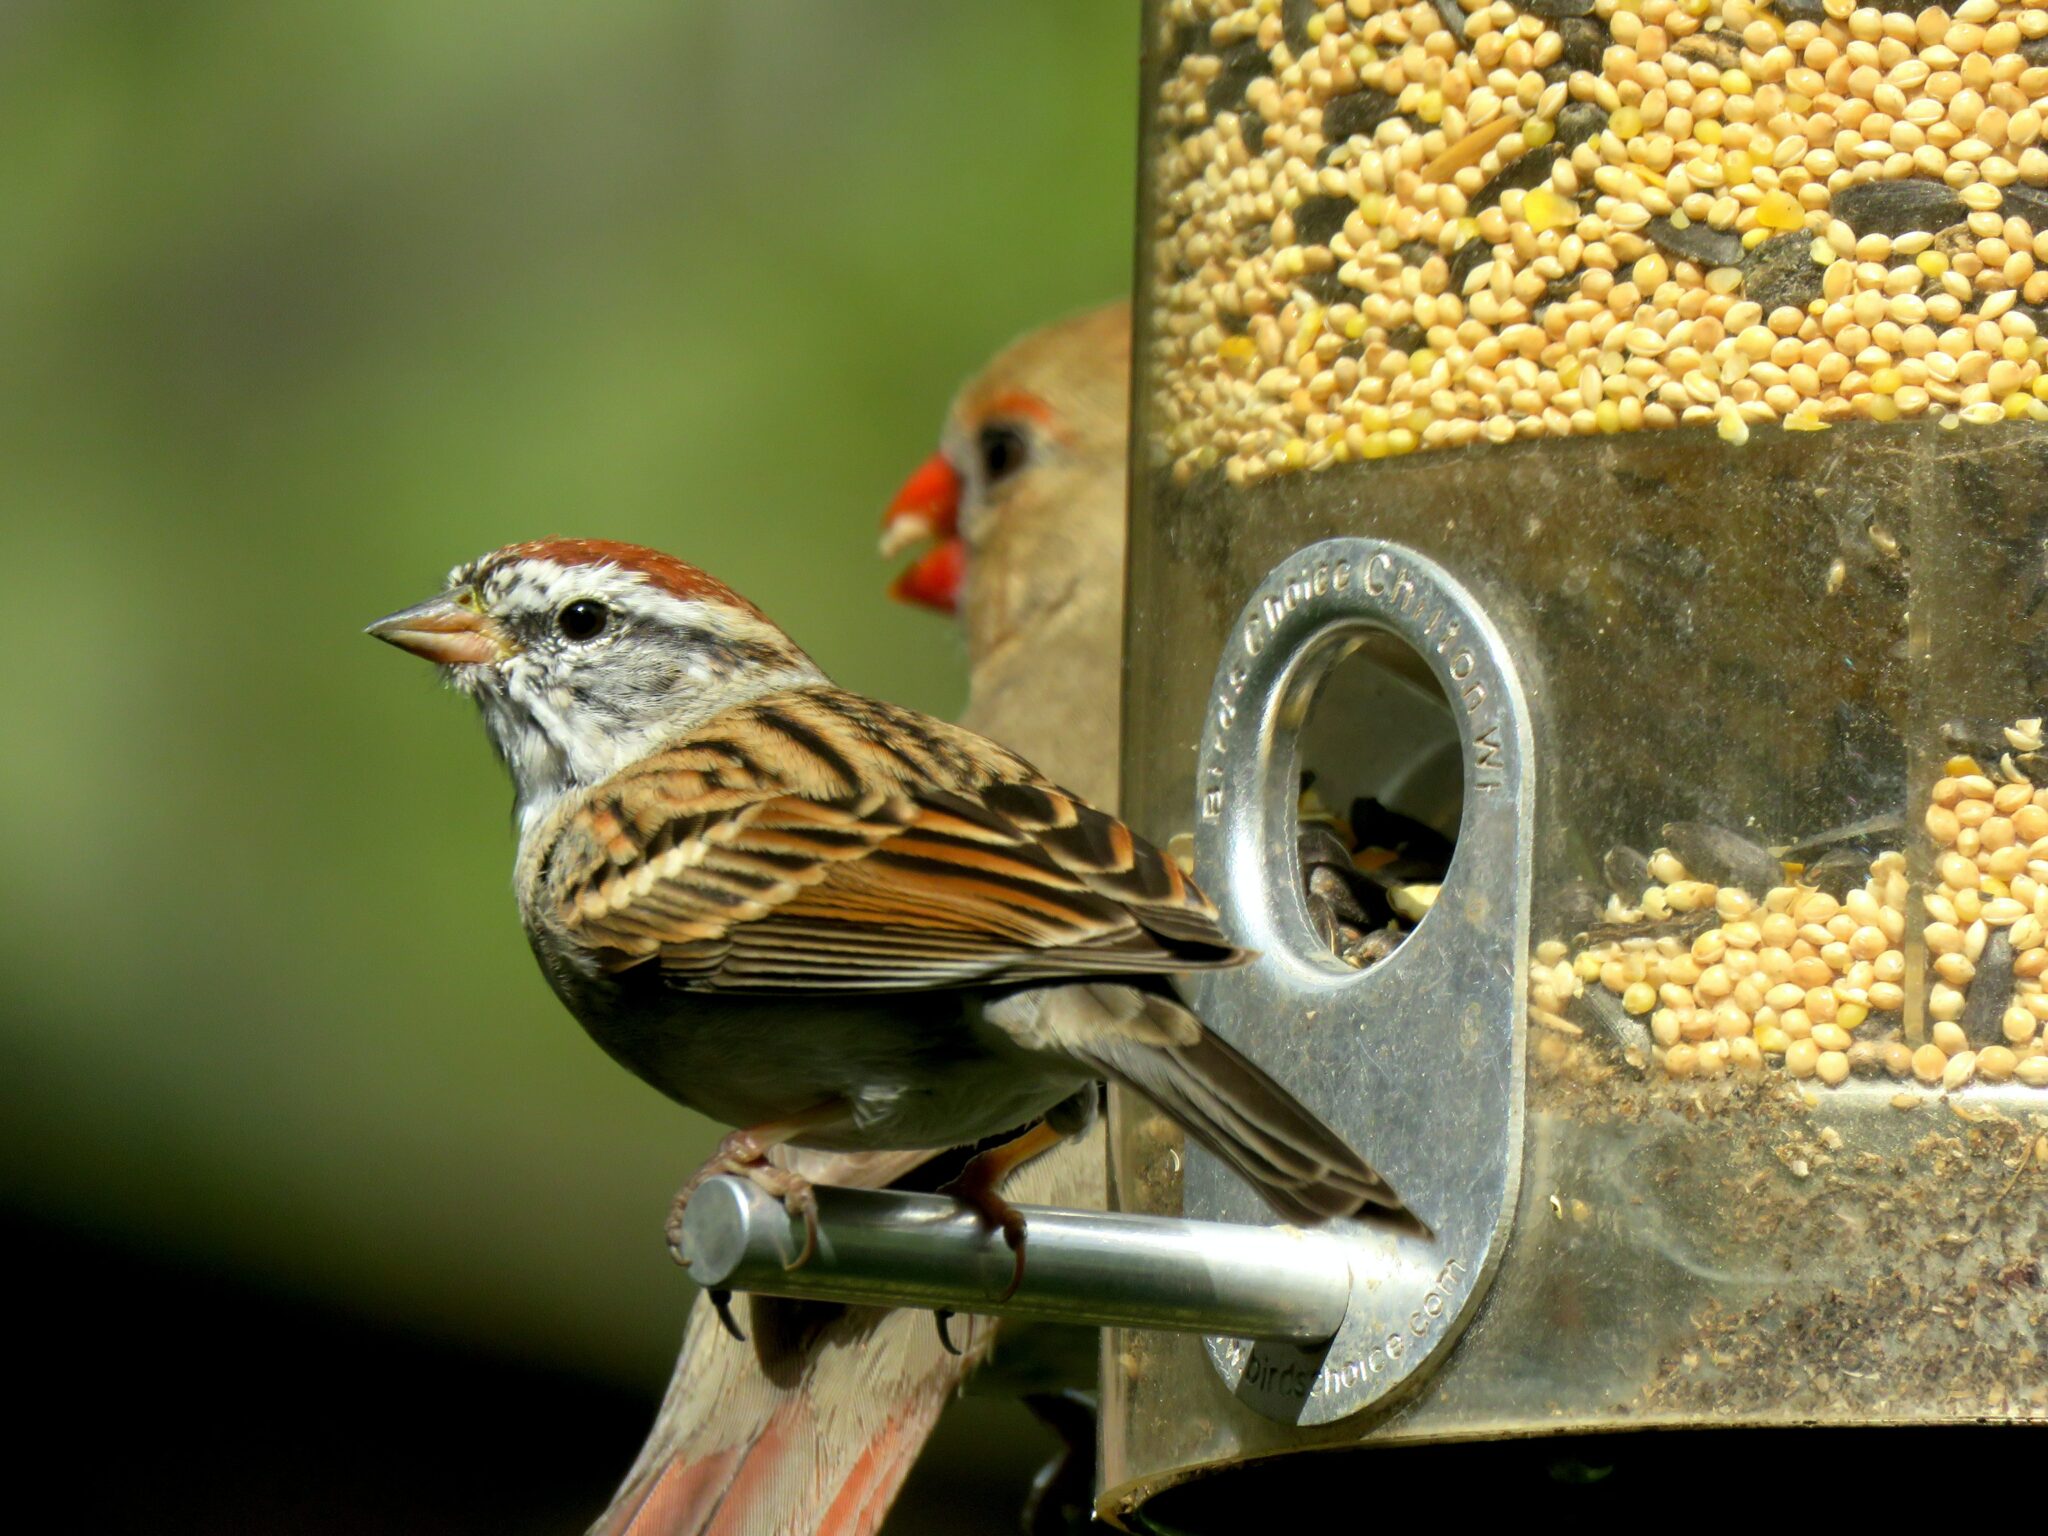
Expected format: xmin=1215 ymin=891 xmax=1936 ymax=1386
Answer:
xmin=666 ymin=1130 xmax=822 ymax=1271
xmin=934 ymin=1308 xmax=962 ymax=1356
xmin=939 ymin=1152 xmax=1035 ymax=1302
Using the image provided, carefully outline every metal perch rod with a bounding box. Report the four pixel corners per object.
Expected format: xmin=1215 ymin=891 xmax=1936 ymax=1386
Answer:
xmin=677 ymin=1176 xmax=1355 ymax=1342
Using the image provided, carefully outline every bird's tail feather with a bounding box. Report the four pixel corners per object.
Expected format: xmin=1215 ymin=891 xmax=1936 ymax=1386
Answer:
xmin=1065 ymin=987 xmax=1405 ymax=1225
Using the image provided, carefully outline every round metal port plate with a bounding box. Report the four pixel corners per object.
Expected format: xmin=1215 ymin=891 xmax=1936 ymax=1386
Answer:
xmin=1183 ymin=537 xmax=1532 ymax=1425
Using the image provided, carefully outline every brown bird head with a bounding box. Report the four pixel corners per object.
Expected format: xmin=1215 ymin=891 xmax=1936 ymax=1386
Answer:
xmin=878 ymin=303 xmax=1133 ymax=806
xmin=368 ymin=538 xmax=822 ymax=825
xmin=880 ymin=302 xmax=1131 ymax=655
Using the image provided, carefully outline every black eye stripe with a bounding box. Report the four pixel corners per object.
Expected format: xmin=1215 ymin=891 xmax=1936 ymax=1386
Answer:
xmin=557 ymin=599 xmax=610 ymax=641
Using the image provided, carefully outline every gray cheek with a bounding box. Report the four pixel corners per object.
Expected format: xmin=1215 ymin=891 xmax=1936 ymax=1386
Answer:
xmin=563 ymin=651 xmax=688 ymax=725
xmin=562 ymin=677 xmax=628 ymax=726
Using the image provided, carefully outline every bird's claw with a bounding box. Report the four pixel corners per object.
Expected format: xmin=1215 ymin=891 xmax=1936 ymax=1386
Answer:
xmin=935 ymin=1308 xmax=962 ymax=1355
xmin=708 ymin=1287 xmax=746 ymax=1343
xmin=665 ymin=1189 xmax=693 ymax=1266
xmin=938 ymin=1172 xmax=1031 ymax=1300
xmin=995 ymin=1211 xmax=1028 ymax=1301
xmin=781 ymin=1183 xmax=820 ymax=1271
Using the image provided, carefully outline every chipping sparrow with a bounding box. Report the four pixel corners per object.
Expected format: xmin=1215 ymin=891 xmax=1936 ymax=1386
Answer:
xmin=595 ymin=305 xmax=1139 ymax=1536
xmin=369 ymin=537 xmax=1402 ymax=1281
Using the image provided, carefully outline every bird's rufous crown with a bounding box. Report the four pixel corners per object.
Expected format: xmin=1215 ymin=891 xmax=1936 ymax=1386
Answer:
xmin=481 ymin=538 xmax=767 ymax=618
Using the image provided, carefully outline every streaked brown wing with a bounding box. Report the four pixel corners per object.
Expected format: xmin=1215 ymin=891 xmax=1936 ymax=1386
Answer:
xmin=542 ymin=686 xmax=1246 ymax=990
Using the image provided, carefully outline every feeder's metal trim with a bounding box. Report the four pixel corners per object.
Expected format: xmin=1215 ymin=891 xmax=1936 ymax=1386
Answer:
xmin=1186 ymin=537 xmax=1534 ymax=1425
xmin=677 ymin=1175 xmax=1356 ymax=1342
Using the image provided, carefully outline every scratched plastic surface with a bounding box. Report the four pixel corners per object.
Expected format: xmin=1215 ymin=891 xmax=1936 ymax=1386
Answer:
xmin=1106 ymin=219 xmax=2048 ymax=1536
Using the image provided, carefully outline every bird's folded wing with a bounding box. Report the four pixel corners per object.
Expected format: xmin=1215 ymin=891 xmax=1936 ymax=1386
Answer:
xmin=541 ymin=686 xmax=1247 ymax=990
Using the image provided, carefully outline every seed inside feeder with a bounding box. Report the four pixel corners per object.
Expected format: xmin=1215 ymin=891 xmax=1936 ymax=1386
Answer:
xmin=1541 ymin=726 xmax=2048 ymax=1094
xmin=1149 ymin=0 xmax=2048 ymax=484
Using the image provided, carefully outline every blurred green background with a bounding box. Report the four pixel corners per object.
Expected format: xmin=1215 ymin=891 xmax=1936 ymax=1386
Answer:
xmin=1 ymin=1 xmax=1135 ymax=1527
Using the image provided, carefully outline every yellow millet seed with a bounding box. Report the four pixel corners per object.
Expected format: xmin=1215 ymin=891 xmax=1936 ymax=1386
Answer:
xmin=1146 ymin=7 xmax=2048 ymax=481
xmin=1757 ymin=190 xmax=1805 ymax=231
xmin=1912 ymin=1043 xmax=1947 ymax=1083
xmin=1524 ymin=187 xmax=1576 ymax=232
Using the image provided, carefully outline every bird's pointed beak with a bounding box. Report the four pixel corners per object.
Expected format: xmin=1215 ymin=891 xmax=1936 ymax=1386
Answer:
xmin=879 ymin=452 xmax=960 ymax=556
xmin=364 ymin=591 xmax=507 ymax=665
xmin=880 ymin=451 xmax=965 ymax=614
xmin=888 ymin=539 xmax=966 ymax=614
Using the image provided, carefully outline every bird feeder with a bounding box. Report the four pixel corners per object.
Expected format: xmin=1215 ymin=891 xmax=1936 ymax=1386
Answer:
xmin=680 ymin=2 xmax=2048 ymax=1521
xmin=1095 ymin=0 xmax=2048 ymax=1520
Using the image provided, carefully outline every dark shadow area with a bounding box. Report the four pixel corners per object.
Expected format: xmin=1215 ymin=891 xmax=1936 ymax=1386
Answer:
xmin=9 ymin=1205 xmax=652 ymax=1534
xmin=9 ymin=1204 xmax=1052 ymax=1532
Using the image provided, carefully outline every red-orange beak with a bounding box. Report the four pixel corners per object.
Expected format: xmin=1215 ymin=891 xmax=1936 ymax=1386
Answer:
xmin=889 ymin=537 xmax=965 ymax=612
xmin=880 ymin=451 xmax=965 ymax=614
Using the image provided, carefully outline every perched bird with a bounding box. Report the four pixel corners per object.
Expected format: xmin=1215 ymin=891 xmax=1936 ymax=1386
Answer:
xmin=588 ymin=305 xmax=1142 ymax=1536
xmin=881 ymin=302 xmax=1132 ymax=809
xmin=581 ymin=306 xmax=1418 ymax=1534
xmin=368 ymin=538 xmax=1399 ymax=1268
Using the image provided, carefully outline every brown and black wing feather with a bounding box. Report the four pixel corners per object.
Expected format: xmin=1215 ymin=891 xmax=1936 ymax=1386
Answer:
xmin=1051 ymin=989 xmax=1403 ymax=1221
xmin=539 ymin=686 xmax=1247 ymax=991
xmin=540 ymin=686 xmax=1407 ymax=1222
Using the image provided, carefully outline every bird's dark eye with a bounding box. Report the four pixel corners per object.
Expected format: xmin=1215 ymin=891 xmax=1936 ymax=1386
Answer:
xmin=977 ymin=423 xmax=1029 ymax=484
xmin=556 ymin=599 xmax=610 ymax=641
